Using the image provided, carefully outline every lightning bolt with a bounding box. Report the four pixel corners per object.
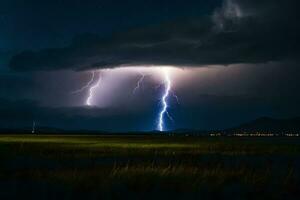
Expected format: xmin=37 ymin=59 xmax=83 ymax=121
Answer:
xmin=86 ymin=72 xmax=102 ymax=106
xmin=155 ymin=84 xmax=179 ymax=105
xmin=158 ymin=68 xmax=172 ymax=131
xmin=171 ymin=90 xmax=180 ymax=105
xmin=72 ymin=67 xmax=179 ymax=130
xmin=132 ymin=72 xmax=145 ymax=94
xmin=71 ymin=71 xmax=96 ymax=94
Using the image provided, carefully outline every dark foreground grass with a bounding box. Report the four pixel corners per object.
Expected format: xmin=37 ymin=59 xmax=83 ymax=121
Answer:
xmin=0 ymin=135 xmax=300 ymax=199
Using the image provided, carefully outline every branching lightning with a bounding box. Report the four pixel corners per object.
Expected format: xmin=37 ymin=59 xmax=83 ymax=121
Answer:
xmin=86 ymin=72 xmax=102 ymax=106
xmin=71 ymin=71 xmax=96 ymax=94
xmin=132 ymin=72 xmax=145 ymax=94
xmin=171 ymin=90 xmax=180 ymax=105
xmin=72 ymin=67 xmax=179 ymax=131
xmin=158 ymin=68 xmax=172 ymax=131
xmin=71 ymin=71 xmax=102 ymax=106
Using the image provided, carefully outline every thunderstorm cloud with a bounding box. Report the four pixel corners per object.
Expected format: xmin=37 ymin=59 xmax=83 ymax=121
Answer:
xmin=9 ymin=0 xmax=300 ymax=71
xmin=1 ymin=0 xmax=300 ymax=131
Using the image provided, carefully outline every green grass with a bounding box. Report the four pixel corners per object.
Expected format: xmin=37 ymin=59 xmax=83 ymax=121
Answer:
xmin=0 ymin=135 xmax=300 ymax=199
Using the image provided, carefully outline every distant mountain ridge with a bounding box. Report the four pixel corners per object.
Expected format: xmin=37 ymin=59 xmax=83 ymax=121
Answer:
xmin=229 ymin=117 xmax=300 ymax=132
xmin=1 ymin=117 xmax=300 ymax=134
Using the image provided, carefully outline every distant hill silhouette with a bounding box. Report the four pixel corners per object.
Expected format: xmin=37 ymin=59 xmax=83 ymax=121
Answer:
xmin=1 ymin=117 xmax=300 ymax=134
xmin=229 ymin=117 xmax=300 ymax=132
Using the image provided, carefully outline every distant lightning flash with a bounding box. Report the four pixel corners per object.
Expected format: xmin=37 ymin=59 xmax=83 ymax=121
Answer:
xmin=71 ymin=71 xmax=96 ymax=94
xmin=171 ymin=91 xmax=180 ymax=105
xmin=132 ymin=72 xmax=145 ymax=94
xmin=71 ymin=71 xmax=102 ymax=106
xmin=158 ymin=68 xmax=172 ymax=131
xmin=86 ymin=72 xmax=102 ymax=106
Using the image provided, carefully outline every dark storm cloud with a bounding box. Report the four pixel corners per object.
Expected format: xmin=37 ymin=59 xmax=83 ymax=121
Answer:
xmin=0 ymin=73 xmax=36 ymax=99
xmin=0 ymin=50 xmax=15 ymax=70
xmin=1 ymin=0 xmax=220 ymax=50
xmin=9 ymin=0 xmax=300 ymax=71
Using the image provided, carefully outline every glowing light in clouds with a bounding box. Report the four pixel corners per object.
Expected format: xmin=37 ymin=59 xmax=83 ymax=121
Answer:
xmin=75 ymin=66 xmax=179 ymax=131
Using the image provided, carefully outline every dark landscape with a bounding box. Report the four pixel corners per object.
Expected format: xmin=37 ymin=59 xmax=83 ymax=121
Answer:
xmin=1 ymin=135 xmax=300 ymax=200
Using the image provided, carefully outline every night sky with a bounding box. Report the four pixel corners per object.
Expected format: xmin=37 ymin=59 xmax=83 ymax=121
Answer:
xmin=1 ymin=0 xmax=300 ymax=131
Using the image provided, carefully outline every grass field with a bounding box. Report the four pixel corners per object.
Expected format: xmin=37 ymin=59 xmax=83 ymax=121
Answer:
xmin=0 ymin=135 xmax=300 ymax=199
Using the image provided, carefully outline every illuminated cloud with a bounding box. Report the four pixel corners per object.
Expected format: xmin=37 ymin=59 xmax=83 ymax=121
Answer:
xmin=1 ymin=0 xmax=300 ymax=132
